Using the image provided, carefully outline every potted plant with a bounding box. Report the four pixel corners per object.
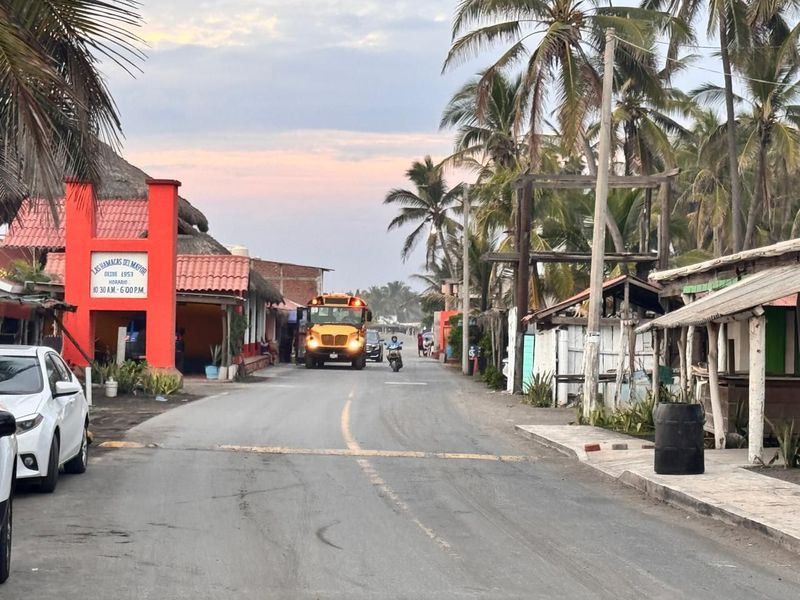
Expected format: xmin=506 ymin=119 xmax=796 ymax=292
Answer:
xmin=206 ymin=345 xmax=221 ymax=380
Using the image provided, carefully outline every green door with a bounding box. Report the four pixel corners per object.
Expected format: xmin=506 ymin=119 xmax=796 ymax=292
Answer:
xmin=765 ymin=307 xmax=787 ymax=375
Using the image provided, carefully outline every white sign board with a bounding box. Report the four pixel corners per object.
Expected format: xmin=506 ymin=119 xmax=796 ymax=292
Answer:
xmin=90 ymin=252 xmax=148 ymax=298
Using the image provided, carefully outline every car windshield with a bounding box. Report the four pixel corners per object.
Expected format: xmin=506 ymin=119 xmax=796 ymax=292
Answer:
xmin=0 ymin=356 xmax=43 ymax=394
xmin=367 ymin=330 xmax=380 ymax=342
xmin=308 ymin=306 xmax=363 ymax=325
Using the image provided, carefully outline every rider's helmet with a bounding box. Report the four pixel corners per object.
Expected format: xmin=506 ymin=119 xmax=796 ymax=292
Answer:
xmin=391 ymin=335 xmax=398 ymax=343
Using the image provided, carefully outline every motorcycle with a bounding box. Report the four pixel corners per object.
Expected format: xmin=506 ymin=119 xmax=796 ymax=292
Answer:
xmin=386 ymin=340 xmax=403 ymax=372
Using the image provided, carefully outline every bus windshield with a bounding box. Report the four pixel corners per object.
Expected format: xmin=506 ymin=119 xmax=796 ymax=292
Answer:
xmin=308 ymin=306 xmax=363 ymax=326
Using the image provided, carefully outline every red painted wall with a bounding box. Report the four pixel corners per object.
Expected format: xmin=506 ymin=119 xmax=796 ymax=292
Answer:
xmin=62 ymin=180 xmax=179 ymax=368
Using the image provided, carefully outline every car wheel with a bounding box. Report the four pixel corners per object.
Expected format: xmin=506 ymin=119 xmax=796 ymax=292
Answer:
xmin=0 ymin=495 xmax=11 ymax=584
xmin=39 ymin=435 xmax=60 ymax=494
xmin=64 ymin=427 xmax=88 ymax=475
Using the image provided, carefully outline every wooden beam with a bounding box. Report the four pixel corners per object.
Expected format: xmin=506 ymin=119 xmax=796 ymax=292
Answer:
xmin=515 ymin=169 xmax=679 ymax=190
xmin=482 ymin=251 xmax=659 ymax=264
xmin=748 ymin=313 xmax=766 ymax=463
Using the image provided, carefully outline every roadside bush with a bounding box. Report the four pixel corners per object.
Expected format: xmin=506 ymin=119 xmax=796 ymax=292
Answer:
xmin=483 ymin=364 xmax=506 ymax=390
xmin=577 ymin=396 xmax=655 ymax=434
xmin=766 ymin=419 xmax=799 ymax=469
xmin=142 ymin=370 xmax=182 ymax=396
xmin=522 ymin=372 xmax=553 ymax=407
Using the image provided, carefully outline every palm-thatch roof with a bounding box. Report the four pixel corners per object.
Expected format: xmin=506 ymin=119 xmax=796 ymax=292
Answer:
xmin=95 ymin=145 xmax=209 ymax=233
xmin=14 ymin=144 xmax=209 ymax=234
xmin=177 ymin=232 xmax=230 ymax=255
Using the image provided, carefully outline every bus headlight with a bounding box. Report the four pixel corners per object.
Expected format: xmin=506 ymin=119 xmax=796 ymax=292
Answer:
xmin=307 ymin=337 xmax=319 ymax=350
xmin=348 ymin=338 xmax=362 ymax=351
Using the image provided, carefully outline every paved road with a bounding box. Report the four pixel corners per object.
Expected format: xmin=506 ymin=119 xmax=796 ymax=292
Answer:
xmin=5 ymin=347 xmax=800 ymax=598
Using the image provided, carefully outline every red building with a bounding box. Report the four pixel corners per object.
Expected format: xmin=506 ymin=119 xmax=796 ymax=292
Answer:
xmin=1 ymin=190 xmax=282 ymax=374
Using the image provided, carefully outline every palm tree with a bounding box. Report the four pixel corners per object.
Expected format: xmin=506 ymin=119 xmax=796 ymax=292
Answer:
xmin=440 ymin=71 xmax=525 ymax=173
xmin=443 ymin=0 xmax=658 ymax=167
xmin=642 ymin=0 xmax=750 ymax=252
xmin=694 ymin=25 xmax=800 ymax=249
xmin=385 ymin=157 xmax=462 ymax=278
xmin=0 ymin=0 xmax=143 ymax=222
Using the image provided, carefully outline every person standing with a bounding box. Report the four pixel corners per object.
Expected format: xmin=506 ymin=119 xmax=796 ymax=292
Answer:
xmin=417 ymin=332 xmax=424 ymax=357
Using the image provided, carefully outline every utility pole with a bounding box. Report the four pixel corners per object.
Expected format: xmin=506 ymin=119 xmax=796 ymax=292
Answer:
xmin=462 ymin=186 xmax=470 ymax=375
xmin=583 ymin=28 xmax=615 ymax=420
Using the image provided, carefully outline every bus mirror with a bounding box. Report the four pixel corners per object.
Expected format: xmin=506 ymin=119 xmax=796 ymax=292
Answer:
xmin=297 ymin=307 xmax=305 ymax=321
xmin=366 ymin=309 xmax=373 ymax=322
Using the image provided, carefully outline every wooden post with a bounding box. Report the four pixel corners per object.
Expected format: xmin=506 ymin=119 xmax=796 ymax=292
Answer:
xmin=657 ymin=179 xmax=671 ymax=270
xmin=583 ymin=28 xmax=615 ymax=418
xmin=686 ymin=325 xmax=695 ymax=395
xmin=514 ymin=183 xmax=532 ymax=393
xmin=651 ymin=328 xmax=660 ymax=404
xmin=706 ymin=322 xmax=727 ymax=449
xmin=748 ymin=313 xmax=766 ymax=463
xmin=641 ymin=188 xmax=652 ymax=252
xmin=613 ymin=280 xmax=631 ymax=409
xmin=462 ymin=186 xmax=470 ymax=375
xmin=678 ymin=327 xmax=688 ymax=400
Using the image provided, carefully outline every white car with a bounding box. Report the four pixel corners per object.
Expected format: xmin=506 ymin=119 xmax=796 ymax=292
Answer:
xmin=0 ymin=404 xmax=17 ymax=583
xmin=0 ymin=346 xmax=89 ymax=493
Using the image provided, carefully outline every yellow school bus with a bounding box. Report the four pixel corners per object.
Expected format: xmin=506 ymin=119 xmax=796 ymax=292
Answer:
xmin=299 ymin=293 xmax=372 ymax=369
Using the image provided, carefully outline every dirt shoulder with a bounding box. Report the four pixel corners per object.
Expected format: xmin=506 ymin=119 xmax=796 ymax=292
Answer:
xmin=89 ymin=392 xmax=202 ymax=445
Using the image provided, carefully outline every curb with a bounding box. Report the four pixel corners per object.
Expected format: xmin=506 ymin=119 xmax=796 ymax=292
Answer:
xmin=513 ymin=425 xmax=585 ymax=460
xmin=514 ymin=425 xmax=800 ymax=556
xmin=618 ymin=470 xmax=800 ymax=556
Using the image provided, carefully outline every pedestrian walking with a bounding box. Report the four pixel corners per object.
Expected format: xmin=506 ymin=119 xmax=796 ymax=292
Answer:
xmin=417 ymin=332 xmax=424 ymax=357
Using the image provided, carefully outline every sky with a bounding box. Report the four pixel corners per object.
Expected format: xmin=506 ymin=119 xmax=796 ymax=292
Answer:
xmin=105 ymin=1 xmax=722 ymax=295
xmin=105 ymin=0 xmax=474 ymax=294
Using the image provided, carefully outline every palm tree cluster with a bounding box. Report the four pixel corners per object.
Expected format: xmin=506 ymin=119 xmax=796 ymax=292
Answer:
xmin=385 ymin=0 xmax=800 ymax=315
xmin=355 ymin=281 xmax=422 ymax=324
xmin=0 ymin=0 xmax=143 ymax=223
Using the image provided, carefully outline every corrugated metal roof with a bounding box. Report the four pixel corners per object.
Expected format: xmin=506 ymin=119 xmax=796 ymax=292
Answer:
xmin=45 ymin=252 xmax=252 ymax=294
xmin=3 ymin=198 xmax=149 ymax=248
xmin=650 ymin=238 xmax=800 ymax=283
xmin=639 ymin=265 xmax=800 ymax=332
xmin=524 ymin=275 xmax=662 ymax=324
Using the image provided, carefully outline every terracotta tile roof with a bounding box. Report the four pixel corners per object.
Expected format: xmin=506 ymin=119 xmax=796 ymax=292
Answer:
xmin=44 ymin=253 xmax=251 ymax=294
xmin=43 ymin=252 xmax=65 ymax=284
xmin=3 ymin=198 xmax=149 ymax=248
xmin=176 ymin=255 xmax=250 ymax=294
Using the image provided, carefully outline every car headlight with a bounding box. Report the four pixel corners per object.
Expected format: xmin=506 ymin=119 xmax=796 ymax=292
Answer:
xmin=348 ymin=338 xmax=363 ymax=351
xmin=307 ymin=337 xmax=319 ymax=350
xmin=16 ymin=414 xmax=43 ymax=434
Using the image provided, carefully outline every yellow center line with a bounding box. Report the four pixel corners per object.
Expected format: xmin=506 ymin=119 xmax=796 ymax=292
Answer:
xmin=217 ymin=444 xmax=532 ymax=462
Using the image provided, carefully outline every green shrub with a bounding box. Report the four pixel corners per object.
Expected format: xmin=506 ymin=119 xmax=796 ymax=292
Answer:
xmin=767 ymin=419 xmax=799 ymax=469
xmin=483 ymin=364 xmax=506 ymax=390
xmin=117 ymin=360 xmax=147 ymax=394
xmin=142 ymin=370 xmax=182 ymax=396
xmin=448 ymin=324 xmax=462 ymax=361
xmin=523 ymin=372 xmax=554 ymax=407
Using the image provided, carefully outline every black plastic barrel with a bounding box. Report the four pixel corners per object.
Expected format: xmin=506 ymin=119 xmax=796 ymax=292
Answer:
xmin=654 ymin=403 xmax=705 ymax=475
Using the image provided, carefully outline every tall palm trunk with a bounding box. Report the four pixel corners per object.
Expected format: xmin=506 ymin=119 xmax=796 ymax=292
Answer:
xmin=719 ymin=21 xmax=743 ymax=253
xmin=437 ymin=228 xmax=457 ymax=280
xmin=744 ymin=128 xmax=770 ymax=249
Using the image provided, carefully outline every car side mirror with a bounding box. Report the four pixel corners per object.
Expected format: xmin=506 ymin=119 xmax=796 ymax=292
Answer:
xmin=0 ymin=410 xmax=15 ymax=438
xmin=54 ymin=380 xmax=82 ymax=397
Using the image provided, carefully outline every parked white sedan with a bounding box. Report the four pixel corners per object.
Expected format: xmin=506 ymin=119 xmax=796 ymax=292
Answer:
xmin=0 ymin=346 xmax=89 ymax=493
xmin=0 ymin=405 xmax=16 ymax=583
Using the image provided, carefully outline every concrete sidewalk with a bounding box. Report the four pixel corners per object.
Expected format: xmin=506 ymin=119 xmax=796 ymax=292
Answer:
xmin=516 ymin=424 xmax=800 ymax=554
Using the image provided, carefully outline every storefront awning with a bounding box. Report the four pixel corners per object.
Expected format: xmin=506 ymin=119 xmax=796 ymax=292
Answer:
xmin=638 ymin=265 xmax=800 ymax=332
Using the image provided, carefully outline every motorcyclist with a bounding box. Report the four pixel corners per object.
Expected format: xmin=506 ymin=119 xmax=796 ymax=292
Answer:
xmin=386 ymin=335 xmax=403 ymax=371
